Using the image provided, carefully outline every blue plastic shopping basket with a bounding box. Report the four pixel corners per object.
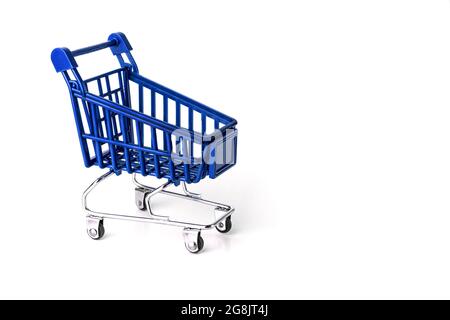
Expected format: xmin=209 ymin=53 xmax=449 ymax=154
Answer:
xmin=51 ymin=33 xmax=237 ymax=253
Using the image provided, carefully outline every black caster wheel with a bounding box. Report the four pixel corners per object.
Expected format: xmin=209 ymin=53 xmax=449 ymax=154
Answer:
xmin=87 ymin=219 xmax=105 ymax=240
xmin=196 ymin=236 xmax=204 ymax=253
xmin=139 ymin=201 xmax=148 ymax=211
xmin=185 ymin=233 xmax=204 ymax=254
xmin=216 ymin=216 xmax=232 ymax=233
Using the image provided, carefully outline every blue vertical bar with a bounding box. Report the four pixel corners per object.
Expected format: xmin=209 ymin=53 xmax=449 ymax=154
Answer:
xmin=233 ymin=135 xmax=238 ymax=166
xmin=122 ymin=69 xmax=132 ymax=107
xmin=87 ymin=101 xmax=104 ymax=168
xmin=188 ymin=108 xmax=194 ymax=164
xmin=138 ymin=85 xmax=144 ymax=114
xmin=175 ymin=102 xmax=181 ymax=155
xmin=122 ymin=69 xmax=134 ymax=143
xmin=95 ymin=108 xmax=104 ymax=138
xmin=104 ymin=108 xmax=117 ymax=170
xmin=97 ymin=78 xmax=117 ymax=170
xmin=151 ymin=91 xmax=156 ymax=118
xmin=104 ymin=77 xmax=113 ymax=100
xmin=100 ymin=77 xmax=118 ymax=137
xmin=92 ymin=77 xmax=106 ymax=138
xmin=137 ymin=85 xmax=146 ymax=175
xmin=163 ymin=96 xmax=168 ymax=122
xmin=112 ymin=114 xmax=119 ymax=137
xmin=201 ymin=113 xmax=206 ymax=134
xmin=135 ymin=121 xmax=146 ymax=175
xmin=118 ymin=72 xmax=126 ymax=104
xmin=188 ymin=108 xmax=193 ymax=131
xmin=118 ymin=71 xmax=134 ymax=145
xmin=163 ymin=96 xmax=168 ymax=150
xmin=97 ymin=79 xmax=103 ymax=96
xmin=182 ymin=137 xmax=191 ymax=183
xmin=165 ymin=132 xmax=175 ymax=180
xmin=119 ymin=114 xmax=132 ymax=172
xmin=201 ymin=114 xmax=207 ymax=168
xmin=175 ymin=102 xmax=181 ymax=127
xmin=223 ymin=132 xmax=226 ymax=165
xmin=87 ymin=79 xmax=103 ymax=139
xmin=150 ymin=90 xmax=160 ymax=177
xmin=117 ymin=74 xmax=130 ymax=171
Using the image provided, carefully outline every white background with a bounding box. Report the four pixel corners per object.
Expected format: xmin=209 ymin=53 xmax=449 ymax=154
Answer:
xmin=0 ymin=0 xmax=450 ymax=299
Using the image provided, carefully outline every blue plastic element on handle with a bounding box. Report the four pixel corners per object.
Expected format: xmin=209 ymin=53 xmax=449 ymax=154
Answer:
xmin=108 ymin=32 xmax=133 ymax=55
xmin=51 ymin=32 xmax=132 ymax=73
xmin=51 ymin=47 xmax=78 ymax=72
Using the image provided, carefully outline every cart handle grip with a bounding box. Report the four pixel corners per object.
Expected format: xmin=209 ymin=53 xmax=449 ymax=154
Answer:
xmin=51 ymin=32 xmax=134 ymax=73
xmin=72 ymin=40 xmax=118 ymax=57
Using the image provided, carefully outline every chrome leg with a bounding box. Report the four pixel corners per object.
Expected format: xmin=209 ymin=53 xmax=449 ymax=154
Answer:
xmin=142 ymin=180 xmax=173 ymax=220
xmin=181 ymin=181 xmax=201 ymax=199
xmin=82 ymin=170 xmax=115 ymax=212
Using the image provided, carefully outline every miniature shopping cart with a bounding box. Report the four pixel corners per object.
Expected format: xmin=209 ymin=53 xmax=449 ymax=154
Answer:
xmin=51 ymin=33 xmax=237 ymax=253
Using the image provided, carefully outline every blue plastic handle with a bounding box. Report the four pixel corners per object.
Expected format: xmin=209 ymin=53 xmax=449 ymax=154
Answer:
xmin=72 ymin=39 xmax=117 ymax=57
xmin=51 ymin=32 xmax=134 ymax=73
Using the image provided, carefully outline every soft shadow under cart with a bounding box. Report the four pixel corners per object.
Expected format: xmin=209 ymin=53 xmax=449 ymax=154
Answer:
xmin=51 ymin=33 xmax=238 ymax=253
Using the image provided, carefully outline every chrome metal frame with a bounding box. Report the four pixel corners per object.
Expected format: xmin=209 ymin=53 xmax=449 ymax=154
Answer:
xmin=82 ymin=170 xmax=234 ymax=248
